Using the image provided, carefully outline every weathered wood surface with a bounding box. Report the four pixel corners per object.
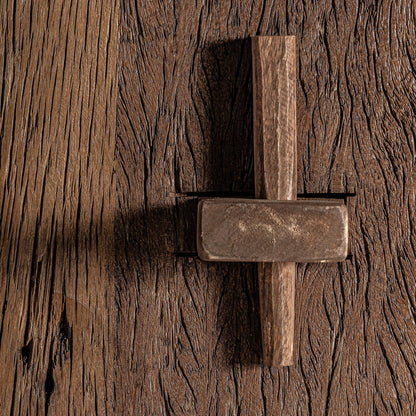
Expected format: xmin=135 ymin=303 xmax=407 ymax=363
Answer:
xmin=0 ymin=1 xmax=118 ymax=415
xmin=2 ymin=0 xmax=416 ymax=415
xmin=116 ymin=1 xmax=416 ymax=415
xmin=252 ymin=36 xmax=297 ymax=366
xmin=197 ymin=199 xmax=348 ymax=262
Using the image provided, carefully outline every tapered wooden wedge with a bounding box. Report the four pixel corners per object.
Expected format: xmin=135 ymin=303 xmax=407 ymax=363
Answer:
xmin=252 ymin=36 xmax=298 ymax=366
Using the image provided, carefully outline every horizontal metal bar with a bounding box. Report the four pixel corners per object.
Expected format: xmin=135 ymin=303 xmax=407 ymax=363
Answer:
xmin=197 ymin=198 xmax=348 ymax=263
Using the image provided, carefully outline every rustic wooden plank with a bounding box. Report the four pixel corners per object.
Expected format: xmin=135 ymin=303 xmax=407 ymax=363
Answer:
xmin=4 ymin=0 xmax=416 ymax=415
xmin=197 ymin=199 xmax=348 ymax=262
xmin=115 ymin=1 xmax=416 ymax=415
xmin=0 ymin=1 xmax=118 ymax=414
xmin=252 ymin=36 xmax=297 ymax=366
xmin=115 ymin=3 xmax=264 ymax=415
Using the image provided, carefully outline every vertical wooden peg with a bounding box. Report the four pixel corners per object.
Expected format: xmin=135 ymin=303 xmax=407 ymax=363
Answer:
xmin=252 ymin=36 xmax=297 ymax=366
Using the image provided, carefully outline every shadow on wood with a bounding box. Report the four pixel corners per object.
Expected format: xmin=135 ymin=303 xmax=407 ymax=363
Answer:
xmin=196 ymin=38 xmax=262 ymax=365
xmin=198 ymin=38 xmax=254 ymax=192
xmin=114 ymin=196 xmax=262 ymax=366
xmin=113 ymin=37 xmax=261 ymax=377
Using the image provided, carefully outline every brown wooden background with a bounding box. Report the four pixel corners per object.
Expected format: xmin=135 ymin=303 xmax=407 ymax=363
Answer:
xmin=2 ymin=0 xmax=416 ymax=414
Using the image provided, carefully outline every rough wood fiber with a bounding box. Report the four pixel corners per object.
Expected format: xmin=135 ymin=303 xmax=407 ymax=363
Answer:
xmin=0 ymin=1 xmax=118 ymax=414
xmin=252 ymin=36 xmax=297 ymax=367
xmin=2 ymin=0 xmax=416 ymax=415
xmin=116 ymin=1 xmax=416 ymax=415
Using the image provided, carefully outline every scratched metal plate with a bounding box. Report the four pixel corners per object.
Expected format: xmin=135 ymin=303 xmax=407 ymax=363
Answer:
xmin=197 ymin=198 xmax=348 ymax=263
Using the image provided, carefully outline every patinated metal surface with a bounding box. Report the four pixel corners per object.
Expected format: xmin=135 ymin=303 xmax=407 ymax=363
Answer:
xmin=197 ymin=198 xmax=348 ymax=263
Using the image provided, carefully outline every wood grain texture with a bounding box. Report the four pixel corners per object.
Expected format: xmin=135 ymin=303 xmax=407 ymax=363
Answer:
xmin=0 ymin=1 xmax=118 ymax=414
xmin=116 ymin=0 xmax=416 ymax=415
xmin=2 ymin=0 xmax=416 ymax=415
xmin=252 ymin=37 xmax=297 ymax=202
xmin=252 ymin=36 xmax=297 ymax=366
